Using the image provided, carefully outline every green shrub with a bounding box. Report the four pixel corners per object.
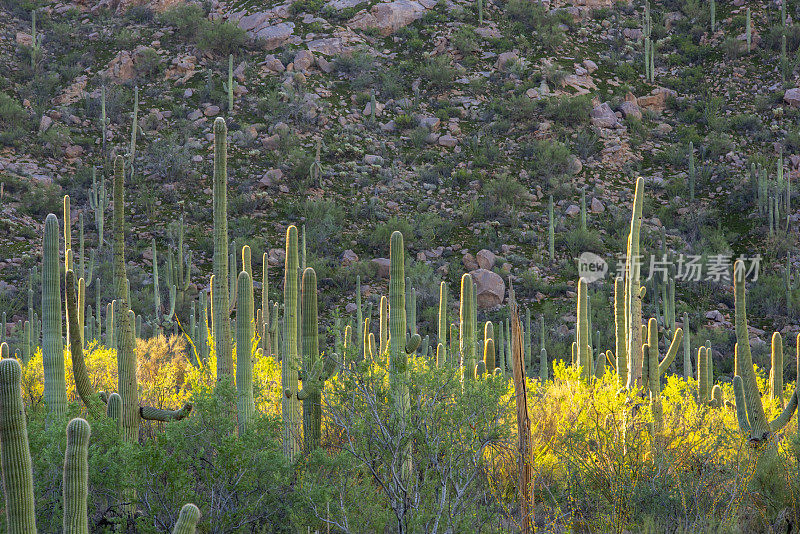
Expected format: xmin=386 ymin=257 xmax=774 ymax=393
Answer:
xmin=159 ymin=4 xmax=206 ymax=41
xmin=197 ymin=19 xmax=246 ymax=57
xmin=419 ymin=55 xmax=456 ymax=88
xmin=541 ymin=95 xmax=592 ymax=126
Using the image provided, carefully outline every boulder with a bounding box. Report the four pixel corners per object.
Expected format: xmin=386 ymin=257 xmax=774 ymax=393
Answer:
xmin=462 ymin=253 xmax=479 ymax=271
xmin=476 ymin=249 xmax=496 ymax=270
xmin=371 ymin=258 xmax=391 ymax=278
xmin=341 ymin=249 xmax=359 ymax=266
xmin=590 ymin=102 xmax=619 ymax=128
xmin=469 ymin=269 xmax=506 ymax=309
xmin=253 ymin=22 xmax=295 ymax=50
xmin=293 ymin=49 xmax=314 ymax=71
xmin=785 ymin=88 xmax=800 ymax=107
xmin=347 ymin=0 xmax=433 ymax=36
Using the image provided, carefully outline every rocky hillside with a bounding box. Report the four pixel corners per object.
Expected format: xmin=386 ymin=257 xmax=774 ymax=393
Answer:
xmin=1 ymin=0 xmax=798 ymax=367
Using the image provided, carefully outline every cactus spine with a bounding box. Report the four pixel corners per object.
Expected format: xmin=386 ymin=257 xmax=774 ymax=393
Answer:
xmin=0 ymin=358 xmax=37 ymax=533
xmin=212 ymin=118 xmax=233 ymax=379
xmin=460 ymin=273 xmax=476 ymax=379
xmin=173 ymin=503 xmax=201 ymax=534
xmin=43 ymin=213 xmax=67 ymax=418
xmin=236 ymin=271 xmax=255 ymax=435
xmin=282 ymin=226 xmax=301 ymax=460
xmin=63 ymin=418 xmax=90 ymax=534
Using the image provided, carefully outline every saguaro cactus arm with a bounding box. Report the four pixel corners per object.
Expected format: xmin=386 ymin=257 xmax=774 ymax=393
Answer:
xmin=140 ymin=404 xmax=192 ymax=422
xmin=66 ymin=271 xmax=105 ymax=419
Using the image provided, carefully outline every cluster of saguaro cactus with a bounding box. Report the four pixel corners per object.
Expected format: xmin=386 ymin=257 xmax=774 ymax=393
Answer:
xmin=644 ymin=318 xmax=683 ymax=430
xmin=643 ymin=1 xmax=655 ymax=82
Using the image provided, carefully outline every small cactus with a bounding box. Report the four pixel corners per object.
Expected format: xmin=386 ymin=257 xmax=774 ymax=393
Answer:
xmin=236 ymin=271 xmax=255 ymax=435
xmin=172 ymin=503 xmax=201 ymax=534
xmin=63 ymin=418 xmax=90 ymax=534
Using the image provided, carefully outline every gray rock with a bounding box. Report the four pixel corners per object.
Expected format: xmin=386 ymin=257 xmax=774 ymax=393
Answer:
xmin=469 ymin=269 xmax=506 ymax=309
xmin=590 ymin=102 xmax=619 ymax=128
xmin=785 ymin=87 xmax=800 ymax=107
xmin=476 ymin=249 xmax=496 ymax=270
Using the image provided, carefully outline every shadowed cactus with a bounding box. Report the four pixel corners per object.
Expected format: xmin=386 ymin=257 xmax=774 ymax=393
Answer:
xmin=282 ymin=225 xmax=301 ymax=460
xmin=0 ymin=358 xmax=37 ymax=533
xmin=236 ymin=271 xmax=256 ymax=435
xmin=42 ymin=212 xmax=67 ymax=419
xmin=63 ymin=417 xmax=90 ymax=534
xmin=212 ymin=117 xmax=233 ymax=379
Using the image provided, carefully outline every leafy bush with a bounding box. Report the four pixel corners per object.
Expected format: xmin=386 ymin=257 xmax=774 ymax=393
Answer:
xmin=159 ymin=4 xmax=206 ymax=41
xmin=197 ymin=19 xmax=247 ymax=57
xmin=419 ymin=55 xmax=456 ymax=88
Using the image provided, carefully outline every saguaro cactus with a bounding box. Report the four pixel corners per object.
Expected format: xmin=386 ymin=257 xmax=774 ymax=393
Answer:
xmin=388 ymin=231 xmax=420 ymax=480
xmin=0 ymin=358 xmax=37 ymax=533
xmin=236 ymin=271 xmax=255 ymax=435
xmin=460 ymin=273 xmax=476 ymax=379
xmin=63 ymin=417 xmax=90 ymax=534
xmin=293 ymin=268 xmax=335 ymax=452
xmin=577 ymin=278 xmax=591 ymax=380
xmin=173 ymin=503 xmax=201 ymax=534
xmin=625 ymin=177 xmax=645 ymax=388
xmin=66 ymin=271 xmax=104 ymax=418
xmin=438 ymin=281 xmax=447 ymax=365
xmin=212 ymin=117 xmax=233 ymax=379
xmin=770 ymin=332 xmax=784 ymax=406
xmin=732 ymin=260 xmax=798 ymax=442
xmin=282 ymin=226 xmax=301 ymax=460
xmin=43 ymin=213 xmax=67 ymax=419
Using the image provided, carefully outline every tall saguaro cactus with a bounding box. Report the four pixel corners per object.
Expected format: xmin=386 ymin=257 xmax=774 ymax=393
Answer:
xmin=460 ymin=273 xmax=476 ymax=379
xmin=282 ymin=226 xmax=301 ymax=460
xmin=63 ymin=417 xmax=90 ymax=534
xmin=732 ymin=260 xmax=798 ymax=442
xmin=438 ymin=281 xmax=447 ymax=365
xmin=577 ymin=278 xmax=591 ymax=380
xmin=625 ymin=177 xmax=645 ymax=388
xmin=43 ymin=213 xmax=67 ymax=419
xmin=0 ymin=358 xmax=37 ymax=533
xmin=236 ymin=271 xmax=255 ymax=435
xmin=212 ymin=117 xmax=233 ymax=379
xmin=388 ymin=231 xmax=420 ymax=481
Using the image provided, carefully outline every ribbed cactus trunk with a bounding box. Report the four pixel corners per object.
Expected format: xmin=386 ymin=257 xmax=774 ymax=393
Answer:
xmin=614 ymin=278 xmax=627 ymax=383
xmin=63 ymin=417 xmax=90 ymax=534
xmin=625 ymin=177 xmax=645 ymax=388
xmin=483 ymin=321 xmax=495 ymax=374
xmin=112 ymin=156 xmax=129 ymax=306
xmin=460 ymin=273 xmax=476 ymax=379
xmin=236 ymin=271 xmax=255 ymax=435
xmin=0 ymin=359 xmax=37 ymax=533
xmin=212 ymin=118 xmax=233 ymax=379
xmin=437 ymin=281 xmax=447 ymax=365
xmin=282 ymin=226 xmax=301 ymax=460
xmin=771 ymin=332 xmax=784 ymax=406
xmin=355 ymin=275 xmax=363 ymax=361
xmin=66 ymin=271 xmax=104 ymax=418
xmin=301 ymin=267 xmax=322 ymax=451
xmin=389 ymin=231 xmax=416 ymax=489
xmin=682 ymin=312 xmax=692 ymax=379
xmin=733 ymin=261 xmax=770 ymax=440
xmin=577 ymin=278 xmax=591 ymax=380
xmin=172 ymin=503 xmax=201 ymax=534
xmin=43 ymin=213 xmax=67 ymax=419
xmin=379 ymin=295 xmax=388 ymax=358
